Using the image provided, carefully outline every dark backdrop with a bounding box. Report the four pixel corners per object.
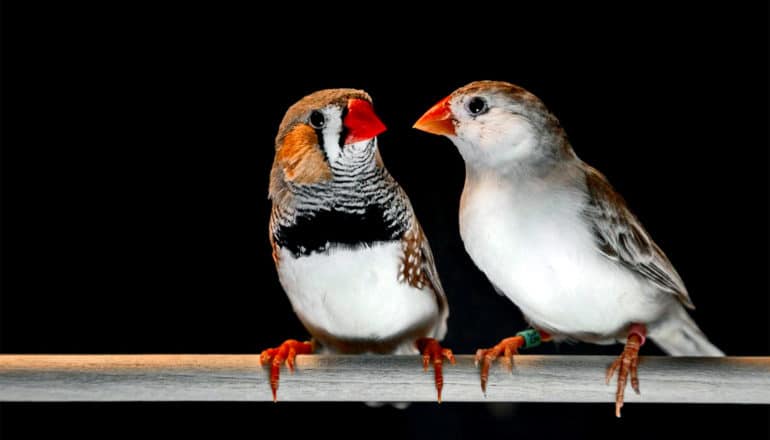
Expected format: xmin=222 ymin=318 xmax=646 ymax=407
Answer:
xmin=1 ymin=3 xmax=768 ymax=439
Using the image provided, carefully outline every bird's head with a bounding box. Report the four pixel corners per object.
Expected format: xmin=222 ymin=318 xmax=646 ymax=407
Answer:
xmin=273 ymin=89 xmax=387 ymax=185
xmin=413 ymin=81 xmax=570 ymax=172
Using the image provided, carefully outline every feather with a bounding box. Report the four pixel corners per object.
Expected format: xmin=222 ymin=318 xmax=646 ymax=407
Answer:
xmin=582 ymin=164 xmax=694 ymax=309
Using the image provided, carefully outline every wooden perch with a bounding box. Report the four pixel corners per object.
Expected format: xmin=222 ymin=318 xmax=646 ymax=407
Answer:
xmin=0 ymin=355 xmax=768 ymax=403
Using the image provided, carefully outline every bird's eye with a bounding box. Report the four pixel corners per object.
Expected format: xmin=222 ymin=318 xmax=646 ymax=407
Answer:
xmin=309 ymin=110 xmax=325 ymax=129
xmin=466 ymin=97 xmax=488 ymax=116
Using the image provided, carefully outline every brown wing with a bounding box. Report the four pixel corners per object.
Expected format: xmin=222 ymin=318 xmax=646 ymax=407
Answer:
xmin=583 ymin=165 xmax=694 ymax=309
xmin=400 ymin=217 xmax=449 ymax=335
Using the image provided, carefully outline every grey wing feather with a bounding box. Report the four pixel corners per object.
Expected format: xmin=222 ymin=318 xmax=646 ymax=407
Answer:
xmin=582 ymin=164 xmax=694 ymax=309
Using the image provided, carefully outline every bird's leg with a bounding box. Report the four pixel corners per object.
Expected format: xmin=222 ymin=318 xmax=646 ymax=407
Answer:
xmin=415 ymin=338 xmax=456 ymax=403
xmin=474 ymin=329 xmax=550 ymax=395
xmin=259 ymin=339 xmax=314 ymax=402
xmin=606 ymin=323 xmax=646 ymax=417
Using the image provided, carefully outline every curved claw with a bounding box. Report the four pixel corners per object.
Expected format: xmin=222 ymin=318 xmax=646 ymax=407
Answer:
xmin=259 ymin=339 xmax=313 ymax=402
xmin=474 ymin=336 xmax=525 ymax=395
xmin=606 ymin=333 xmax=643 ymax=417
xmin=416 ymin=338 xmax=456 ymax=403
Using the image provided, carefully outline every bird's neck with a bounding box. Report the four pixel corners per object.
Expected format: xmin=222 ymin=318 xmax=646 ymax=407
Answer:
xmin=463 ymin=147 xmax=582 ymax=201
xmin=463 ymin=133 xmax=577 ymax=180
xmin=328 ymin=139 xmax=380 ymax=177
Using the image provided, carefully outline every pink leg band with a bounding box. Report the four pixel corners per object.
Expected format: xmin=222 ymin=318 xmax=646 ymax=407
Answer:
xmin=628 ymin=323 xmax=647 ymax=346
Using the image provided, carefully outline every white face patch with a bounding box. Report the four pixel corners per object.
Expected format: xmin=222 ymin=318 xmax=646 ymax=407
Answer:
xmin=311 ymin=105 xmax=379 ymax=178
xmin=313 ymin=105 xmax=378 ymax=172
xmin=316 ymin=105 xmax=345 ymax=166
xmin=449 ymin=94 xmax=540 ymax=171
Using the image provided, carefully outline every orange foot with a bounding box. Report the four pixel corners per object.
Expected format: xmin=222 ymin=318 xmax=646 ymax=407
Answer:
xmin=606 ymin=323 xmax=646 ymax=417
xmin=475 ymin=330 xmax=550 ymax=394
xmin=416 ymin=338 xmax=456 ymax=403
xmin=474 ymin=336 xmax=525 ymax=395
xmin=259 ymin=339 xmax=313 ymax=402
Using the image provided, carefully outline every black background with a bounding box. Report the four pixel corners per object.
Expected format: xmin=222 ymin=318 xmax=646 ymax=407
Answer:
xmin=1 ymin=3 xmax=768 ymax=439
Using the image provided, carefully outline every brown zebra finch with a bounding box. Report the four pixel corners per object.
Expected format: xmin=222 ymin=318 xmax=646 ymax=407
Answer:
xmin=262 ymin=89 xmax=454 ymax=402
xmin=414 ymin=80 xmax=723 ymax=416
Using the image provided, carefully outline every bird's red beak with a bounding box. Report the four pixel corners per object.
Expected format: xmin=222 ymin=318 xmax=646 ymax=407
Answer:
xmin=413 ymin=95 xmax=455 ymax=136
xmin=343 ymin=99 xmax=387 ymax=145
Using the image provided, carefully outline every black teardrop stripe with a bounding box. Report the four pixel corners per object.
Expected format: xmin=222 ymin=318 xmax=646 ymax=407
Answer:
xmin=273 ymin=205 xmax=406 ymax=258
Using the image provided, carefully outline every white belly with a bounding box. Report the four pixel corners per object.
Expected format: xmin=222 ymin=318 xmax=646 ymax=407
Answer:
xmin=277 ymin=242 xmax=440 ymax=342
xmin=459 ymin=180 xmax=668 ymax=340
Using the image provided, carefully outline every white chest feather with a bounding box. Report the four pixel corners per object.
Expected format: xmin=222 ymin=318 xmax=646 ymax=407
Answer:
xmin=277 ymin=242 xmax=440 ymax=341
xmin=459 ymin=177 xmax=667 ymax=339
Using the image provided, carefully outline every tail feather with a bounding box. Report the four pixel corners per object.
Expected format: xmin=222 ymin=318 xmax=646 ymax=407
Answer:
xmin=651 ymin=306 xmax=724 ymax=356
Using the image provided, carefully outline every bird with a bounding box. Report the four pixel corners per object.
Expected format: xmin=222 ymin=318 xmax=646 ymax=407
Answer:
xmin=262 ymin=88 xmax=454 ymax=403
xmin=413 ymin=80 xmax=723 ymax=416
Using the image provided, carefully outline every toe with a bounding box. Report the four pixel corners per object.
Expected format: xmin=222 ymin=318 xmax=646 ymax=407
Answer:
xmin=259 ymin=339 xmax=313 ymax=402
xmin=416 ymin=338 xmax=454 ymax=403
xmin=442 ymin=348 xmax=456 ymax=364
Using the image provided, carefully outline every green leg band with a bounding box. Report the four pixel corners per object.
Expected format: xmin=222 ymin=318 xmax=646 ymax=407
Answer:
xmin=516 ymin=329 xmax=542 ymax=349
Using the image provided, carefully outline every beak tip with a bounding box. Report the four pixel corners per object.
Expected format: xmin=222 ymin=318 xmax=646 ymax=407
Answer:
xmin=344 ymin=99 xmax=387 ymax=143
xmin=411 ymin=119 xmax=455 ymax=136
xmin=413 ymin=95 xmax=455 ymax=136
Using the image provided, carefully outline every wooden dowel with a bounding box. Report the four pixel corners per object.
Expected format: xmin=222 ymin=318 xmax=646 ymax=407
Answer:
xmin=0 ymin=355 xmax=768 ymax=403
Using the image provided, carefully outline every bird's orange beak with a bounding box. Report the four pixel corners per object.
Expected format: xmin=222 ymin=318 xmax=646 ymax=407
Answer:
xmin=343 ymin=99 xmax=387 ymax=145
xmin=413 ymin=96 xmax=455 ymax=136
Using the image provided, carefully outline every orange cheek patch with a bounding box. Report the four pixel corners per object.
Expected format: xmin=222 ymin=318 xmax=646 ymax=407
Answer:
xmin=277 ymin=124 xmax=332 ymax=184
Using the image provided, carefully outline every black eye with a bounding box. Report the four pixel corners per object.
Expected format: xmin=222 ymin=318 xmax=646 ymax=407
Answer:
xmin=467 ymin=97 xmax=488 ymax=116
xmin=309 ymin=110 xmax=325 ymax=129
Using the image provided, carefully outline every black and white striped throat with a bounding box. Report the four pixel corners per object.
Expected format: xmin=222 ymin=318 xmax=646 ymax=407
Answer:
xmin=272 ymin=152 xmax=412 ymax=258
